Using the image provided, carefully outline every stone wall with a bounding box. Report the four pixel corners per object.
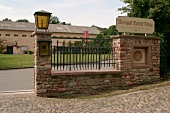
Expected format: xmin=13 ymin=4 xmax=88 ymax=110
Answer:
xmin=45 ymin=70 xmax=122 ymax=97
xmin=34 ymin=34 xmax=160 ymax=97
xmin=112 ymin=35 xmax=160 ymax=88
xmin=34 ymin=32 xmax=52 ymax=97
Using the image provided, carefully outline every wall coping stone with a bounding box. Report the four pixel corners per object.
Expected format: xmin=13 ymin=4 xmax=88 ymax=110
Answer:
xmin=111 ymin=35 xmax=160 ymax=40
xmin=52 ymin=70 xmax=122 ymax=76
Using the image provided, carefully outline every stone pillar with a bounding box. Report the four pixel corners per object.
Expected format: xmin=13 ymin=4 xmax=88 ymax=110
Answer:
xmin=112 ymin=35 xmax=160 ymax=88
xmin=34 ymin=31 xmax=52 ymax=97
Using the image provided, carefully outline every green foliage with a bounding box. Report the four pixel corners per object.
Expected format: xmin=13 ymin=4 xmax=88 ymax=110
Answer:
xmin=92 ymin=25 xmax=117 ymax=36
xmin=61 ymin=22 xmax=71 ymax=25
xmin=79 ymin=33 xmax=112 ymax=50
xmin=50 ymin=16 xmax=60 ymax=24
xmin=119 ymin=0 xmax=170 ymax=77
xmin=97 ymin=26 xmax=115 ymax=49
xmin=2 ymin=18 xmax=12 ymax=21
xmin=50 ymin=16 xmax=71 ymax=25
xmin=28 ymin=50 xmax=34 ymax=54
xmin=160 ymin=38 xmax=168 ymax=76
xmin=108 ymin=25 xmax=117 ymax=35
xmin=87 ymin=25 xmax=115 ymax=53
xmin=95 ymin=33 xmax=112 ymax=48
xmin=23 ymin=50 xmax=34 ymax=54
xmin=0 ymin=39 xmax=6 ymax=54
xmin=119 ymin=0 xmax=170 ymax=34
xmin=16 ymin=19 xmax=29 ymax=22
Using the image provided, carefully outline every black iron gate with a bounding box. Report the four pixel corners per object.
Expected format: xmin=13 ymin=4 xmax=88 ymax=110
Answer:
xmin=52 ymin=37 xmax=115 ymax=71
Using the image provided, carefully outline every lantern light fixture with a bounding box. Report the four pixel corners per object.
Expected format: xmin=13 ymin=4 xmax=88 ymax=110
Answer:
xmin=34 ymin=10 xmax=52 ymax=30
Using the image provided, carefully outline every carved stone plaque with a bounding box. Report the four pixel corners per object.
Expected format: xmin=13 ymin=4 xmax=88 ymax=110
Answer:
xmin=133 ymin=50 xmax=143 ymax=61
xmin=133 ymin=49 xmax=145 ymax=64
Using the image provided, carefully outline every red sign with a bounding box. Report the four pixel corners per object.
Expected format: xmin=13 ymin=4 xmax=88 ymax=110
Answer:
xmin=84 ymin=30 xmax=89 ymax=42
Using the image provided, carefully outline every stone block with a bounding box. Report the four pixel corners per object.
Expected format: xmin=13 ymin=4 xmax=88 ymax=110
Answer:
xmin=92 ymin=86 xmax=100 ymax=90
xmin=58 ymin=88 xmax=67 ymax=92
xmin=46 ymin=85 xmax=52 ymax=88
xmin=44 ymin=65 xmax=51 ymax=68
xmin=37 ymin=89 xmax=44 ymax=94
xmin=106 ymin=75 xmax=112 ymax=78
xmin=68 ymin=82 xmax=77 ymax=87
xmin=104 ymin=80 xmax=110 ymax=83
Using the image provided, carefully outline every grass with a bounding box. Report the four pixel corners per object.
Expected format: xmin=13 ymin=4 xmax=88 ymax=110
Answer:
xmin=0 ymin=54 xmax=34 ymax=69
xmin=0 ymin=54 xmax=113 ymax=69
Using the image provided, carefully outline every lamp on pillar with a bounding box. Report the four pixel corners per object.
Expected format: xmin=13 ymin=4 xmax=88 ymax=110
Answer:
xmin=33 ymin=10 xmax=52 ymax=56
xmin=33 ymin=10 xmax=53 ymax=97
xmin=34 ymin=10 xmax=52 ymax=31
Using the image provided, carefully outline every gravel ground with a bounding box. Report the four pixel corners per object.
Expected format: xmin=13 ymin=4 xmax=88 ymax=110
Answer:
xmin=0 ymin=85 xmax=170 ymax=113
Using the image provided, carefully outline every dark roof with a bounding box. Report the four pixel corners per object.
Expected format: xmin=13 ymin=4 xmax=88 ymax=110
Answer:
xmin=0 ymin=21 xmax=100 ymax=34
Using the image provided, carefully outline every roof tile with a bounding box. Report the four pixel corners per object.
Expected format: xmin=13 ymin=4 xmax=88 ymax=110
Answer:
xmin=0 ymin=21 xmax=100 ymax=34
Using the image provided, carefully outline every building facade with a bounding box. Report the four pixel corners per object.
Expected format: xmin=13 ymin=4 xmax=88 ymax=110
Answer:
xmin=0 ymin=21 xmax=100 ymax=54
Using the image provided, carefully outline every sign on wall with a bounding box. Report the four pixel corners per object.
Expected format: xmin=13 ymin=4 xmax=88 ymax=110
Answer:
xmin=116 ymin=16 xmax=155 ymax=34
xmin=39 ymin=41 xmax=50 ymax=56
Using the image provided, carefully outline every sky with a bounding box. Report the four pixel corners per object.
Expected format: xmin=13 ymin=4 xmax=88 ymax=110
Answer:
xmin=0 ymin=0 xmax=127 ymax=28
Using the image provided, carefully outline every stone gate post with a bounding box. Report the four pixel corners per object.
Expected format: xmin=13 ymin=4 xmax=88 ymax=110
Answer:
xmin=33 ymin=31 xmax=52 ymax=97
xmin=112 ymin=35 xmax=160 ymax=88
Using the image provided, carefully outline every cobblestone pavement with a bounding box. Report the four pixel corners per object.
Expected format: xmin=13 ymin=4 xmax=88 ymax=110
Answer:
xmin=0 ymin=86 xmax=170 ymax=113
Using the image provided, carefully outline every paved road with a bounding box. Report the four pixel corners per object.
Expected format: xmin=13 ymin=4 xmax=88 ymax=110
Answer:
xmin=0 ymin=85 xmax=170 ymax=112
xmin=0 ymin=67 xmax=114 ymax=92
xmin=0 ymin=68 xmax=34 ymax=92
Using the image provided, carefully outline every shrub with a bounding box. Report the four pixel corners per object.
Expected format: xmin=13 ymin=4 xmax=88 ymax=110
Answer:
xmin=160 ymin=37 xmax=168 ymax=77
xmin=23 ymin=50 xmax=34 ymax=54
xmin=0 ymin=39 xmax=6 ymax=54
xmin=28 ymin=50 xmax=34 ymax=54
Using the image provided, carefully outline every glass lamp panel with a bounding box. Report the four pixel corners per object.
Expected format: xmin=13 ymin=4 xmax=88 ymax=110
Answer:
xmin=37 ymin=15 xmax=49 ymax=29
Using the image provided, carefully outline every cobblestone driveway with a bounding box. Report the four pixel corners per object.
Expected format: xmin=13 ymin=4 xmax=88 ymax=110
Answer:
xmin=0 ymin=86 xmax=170 ymax=113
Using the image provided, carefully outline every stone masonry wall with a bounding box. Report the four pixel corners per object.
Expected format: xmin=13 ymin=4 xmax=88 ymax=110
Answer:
xmin=34 ymin=34 xmax=160 ymax=97
xmin=112 ymin=35 xmax=160 ymax=88
xmin=45 ymin=70 xmax=122 ymax=98
xmin=34 ymin=32 xmax=52 ymax=97
xmin=34 ymin=31 xmax=122 ymax=97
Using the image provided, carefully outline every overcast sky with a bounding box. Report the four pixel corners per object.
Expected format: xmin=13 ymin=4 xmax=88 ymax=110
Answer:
xmin=0 ymin=0 xmax=126 ymax=28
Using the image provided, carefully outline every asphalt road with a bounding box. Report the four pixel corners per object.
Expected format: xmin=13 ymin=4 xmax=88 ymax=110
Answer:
xmin=0 ymin=63 xmax=114 ymax=92
xmin=0 ymin=68 xmax=34 ymax=92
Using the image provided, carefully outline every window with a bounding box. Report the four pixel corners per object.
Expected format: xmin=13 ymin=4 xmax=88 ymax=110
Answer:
xmin=21 ymin=46 xmax=28 ymax=51
xmin=14 ymin=34 xmax=18 ymax=37
xmin=22 ymin=35 xmax=26 ymax=37
xmin=6 ymin=34 xmax=10 ymax=36
xmin=30 ymin=35 xmax=34 ymax=37
xmin=0 ymin=34 xmax=1 ymax=36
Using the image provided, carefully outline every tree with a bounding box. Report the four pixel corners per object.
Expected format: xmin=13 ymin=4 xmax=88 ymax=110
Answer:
xmin=2 ymin=18 xmax=12 ymax=21
xmin=108 ymin=25 xmax=117 ymax=35
xmin=50 ymin=16 xmax=60 ymax=24
xmin=118 ymin=0 xmax=170 ymax=76
xmin=50 ymin=16 xmax=71 ymax=25
xmin=118 ymin=0 xmax=170 ymax=35
xmin=0 ymin=39 xmax=6 ymax=54
xmin=61 ymin=22 xmax=71 ymax=25
xmin=92 ymin=25 xmax=117 ymax=36
xmin=16 ymin=19 xmax=29 ymax=22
